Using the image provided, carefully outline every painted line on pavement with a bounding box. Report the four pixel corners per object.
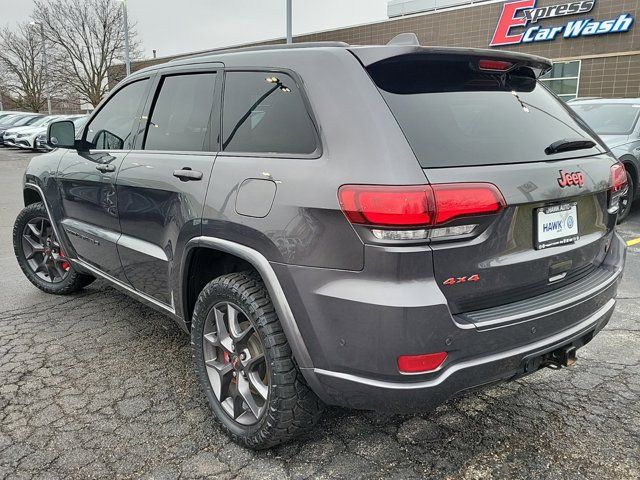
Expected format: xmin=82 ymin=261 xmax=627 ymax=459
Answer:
xmin=627 ymin=237 xmax=640 ymax=247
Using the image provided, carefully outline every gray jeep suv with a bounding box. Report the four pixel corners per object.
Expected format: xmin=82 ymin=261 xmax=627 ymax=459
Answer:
xmin=12 ymin=38 xmax=627 ymax=449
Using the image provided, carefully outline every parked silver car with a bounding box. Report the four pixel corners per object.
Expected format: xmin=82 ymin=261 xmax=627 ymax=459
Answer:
xmin=570 ymin=98 xmax=640 ymax=222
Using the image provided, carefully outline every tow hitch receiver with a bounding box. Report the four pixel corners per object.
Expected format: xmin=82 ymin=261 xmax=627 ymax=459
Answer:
xmin=547 ymin=345 xmax=577 ymax=368
xmin=519 ymin=344 xmax=579 ymax=376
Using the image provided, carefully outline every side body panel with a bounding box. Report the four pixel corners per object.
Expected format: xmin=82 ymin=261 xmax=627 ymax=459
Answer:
xmin=198 ymin=49 xmax=430 ymax=378
xmin=54 ymin=75 xmax=155 ymax=281
xmin=201 ymin=50 xmax=426 ymax=270
xmin=117 ymin=151 xmax=216 ymax=306
xmin=57 ymin=150 xmax=128 ymax=279
xmin=116 ymin=65 xmax=222 ymax=308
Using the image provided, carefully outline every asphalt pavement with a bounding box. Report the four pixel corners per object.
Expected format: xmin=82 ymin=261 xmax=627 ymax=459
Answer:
xmin=0 ymin=148 xmax=639 ymax=479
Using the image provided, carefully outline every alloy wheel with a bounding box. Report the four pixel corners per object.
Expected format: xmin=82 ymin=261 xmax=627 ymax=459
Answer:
xmin=21 ymin=217 xmax=70 ymax=283
xmin=202 ymin=301 xmax=269 ymax=425
xmin=620 ymin=189 xmax=632 ymax=218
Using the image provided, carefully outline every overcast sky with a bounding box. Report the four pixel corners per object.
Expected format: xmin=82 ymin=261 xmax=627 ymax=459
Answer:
xmin=2 ymin=0 xmax=390 ymax=59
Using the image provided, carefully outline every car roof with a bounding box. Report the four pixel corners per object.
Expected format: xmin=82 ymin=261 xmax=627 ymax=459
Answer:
xmin=130 ymin=38 xmax=551 ymax=78
xmin=569 ymin=98 xmax=640 ymax=105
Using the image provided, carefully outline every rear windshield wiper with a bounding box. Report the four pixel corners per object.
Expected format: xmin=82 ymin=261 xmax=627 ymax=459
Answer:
xmin=545 ymin=138 xmax=596 ymax=155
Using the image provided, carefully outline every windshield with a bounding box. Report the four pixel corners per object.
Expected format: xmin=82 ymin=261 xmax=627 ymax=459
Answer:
xmin=0 ymin=115 xmax=22 ymax=126
xmin=13 ymin=116 xmax=41 ymax=127
xmin=367 ymin=55 xmax=601 ymax=168
xmin=571 ymin=103 xmax=640 ymax=135
xmin=29 ymin=116 xmax=55 ymax=127
xmin=72 ymin=116 xmax=88 ymax=129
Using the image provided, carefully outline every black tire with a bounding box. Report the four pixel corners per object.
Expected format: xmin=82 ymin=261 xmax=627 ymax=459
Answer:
xmin=617 ymin=171 xmax=634 ymax=224
xmin=13 ymin=202 xmax=95 ymax=294
xmin=191 ymin=271 xmax=324 ymax=449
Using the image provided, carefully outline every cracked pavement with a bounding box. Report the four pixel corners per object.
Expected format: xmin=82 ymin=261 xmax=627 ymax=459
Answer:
xmin=1 ymin=148 xmax=639 ymax=479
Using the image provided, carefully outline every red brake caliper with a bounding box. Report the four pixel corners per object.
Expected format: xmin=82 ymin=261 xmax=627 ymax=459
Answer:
xmin=222 ymin=351 xmax=236 ymax=384
xmin=59 ymin=251 xmax=70 ymax=271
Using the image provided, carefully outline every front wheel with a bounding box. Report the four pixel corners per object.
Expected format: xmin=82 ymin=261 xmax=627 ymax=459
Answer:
xmin=13 ymin=202 xmax=94 ymax=294
xmin=191 ymin=271 xmax=324 ymax=449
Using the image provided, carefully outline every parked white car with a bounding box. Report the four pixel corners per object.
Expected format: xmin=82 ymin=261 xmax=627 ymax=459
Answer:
xmin=9 ymin=115 xmax=62 ymax=148
xmin=0 ymin=114 xmax=43 ymax=145
xmin=31 ymin=115 xmax=88 ymax=152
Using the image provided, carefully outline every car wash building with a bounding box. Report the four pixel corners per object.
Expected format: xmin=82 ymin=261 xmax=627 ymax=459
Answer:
xmin=114 ymin=0 xmax=639 ymax=100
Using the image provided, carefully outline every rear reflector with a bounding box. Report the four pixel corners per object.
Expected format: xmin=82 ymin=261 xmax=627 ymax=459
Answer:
xmin=338 ymin=183 xmax=505 ymax=227
xmin=478 ymin=59 xmax=513 ymax=71
xmin=371 ymin=228 xmax=429 ymax=240
xmin=398 ymin=352 xmax=448 ymax=373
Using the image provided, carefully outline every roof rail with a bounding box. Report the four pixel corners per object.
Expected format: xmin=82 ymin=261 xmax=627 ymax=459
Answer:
xmin=170 ymin=41 xmax=351 ymax=62
xmin=387 ymin=33 xmax=420 ymax=46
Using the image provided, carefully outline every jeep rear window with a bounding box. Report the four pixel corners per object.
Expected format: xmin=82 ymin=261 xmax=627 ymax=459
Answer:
xmin=367 ymin=55 xmax=601 ymax=168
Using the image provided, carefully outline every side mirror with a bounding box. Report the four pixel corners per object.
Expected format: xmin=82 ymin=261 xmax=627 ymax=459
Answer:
xmin=48 ymin=120 xmax=76 ymax=149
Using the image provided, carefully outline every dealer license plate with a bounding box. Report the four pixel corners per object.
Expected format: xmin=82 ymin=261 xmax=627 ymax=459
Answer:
xmin=535 ymin=203 xmax=579 ymax=250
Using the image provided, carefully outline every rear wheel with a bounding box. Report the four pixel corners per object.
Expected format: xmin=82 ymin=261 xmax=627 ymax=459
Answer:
xmin=191 ymin=271 xmax=324 ymax=449
xmin=13 ymin=202 xmax=94 ymax=294
xmin=617 ymin=171 xmax=634 ymax=224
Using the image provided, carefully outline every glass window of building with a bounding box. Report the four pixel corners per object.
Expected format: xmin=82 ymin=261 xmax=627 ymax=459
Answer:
xmin=540 ymin=61 xmax=581 ymax=102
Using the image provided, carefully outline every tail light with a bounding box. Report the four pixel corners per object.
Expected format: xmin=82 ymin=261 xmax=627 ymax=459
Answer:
xmin=338 ymin=185 xmax=433 ymax=226
xmin=608 ymin=162 xmax=628 ymax=214
xmin=398 ymin=352 xmax=448 ymax=374
xmin=338 ymin=183 xmax=505 ymax=241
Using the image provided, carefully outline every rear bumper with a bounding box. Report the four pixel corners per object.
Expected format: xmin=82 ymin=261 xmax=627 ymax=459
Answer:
xmin=277 ymin=232 xmax=625 ymax=412
xmin=310 ymin=299 xmax=614 ymax=412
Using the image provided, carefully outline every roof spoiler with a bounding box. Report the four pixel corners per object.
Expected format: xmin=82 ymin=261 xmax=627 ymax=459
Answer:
xmin=351 ymin=43 xmax=552 ymax=78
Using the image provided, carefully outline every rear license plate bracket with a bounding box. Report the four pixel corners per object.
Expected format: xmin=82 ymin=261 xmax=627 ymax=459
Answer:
xmin=534 ymin=202 xmax=579 ymax=250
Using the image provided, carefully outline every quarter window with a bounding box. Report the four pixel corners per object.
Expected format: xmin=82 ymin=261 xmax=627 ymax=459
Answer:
xmin=144 ymin=73 xmax=217 ymax=152
xmin=540 ymin=61 xmax=580 ymax=102
xmin=85 ymin=78 xmax=150 ymax=150
xmin=222 ymin=71 xmax=317 ymax=155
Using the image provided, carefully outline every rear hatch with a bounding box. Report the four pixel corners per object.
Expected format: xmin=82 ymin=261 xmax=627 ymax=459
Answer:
xmin=356 ymin=48 xmax=618 ymax=314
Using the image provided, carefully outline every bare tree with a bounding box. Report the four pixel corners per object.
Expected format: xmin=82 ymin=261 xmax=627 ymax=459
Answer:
xmin=0 ymin=23 xmax=48 ymax=112
xmin=33 ymin=0 xmax=142 ymax=107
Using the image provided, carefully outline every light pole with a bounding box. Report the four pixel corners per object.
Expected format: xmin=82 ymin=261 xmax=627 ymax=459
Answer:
xmin=30 ymin=21 xmax=52 ymax=114
xmin=286 ymin=0 xmax=292 ymax=44
xmin=117 ymin=0 xmax=131 ymax=76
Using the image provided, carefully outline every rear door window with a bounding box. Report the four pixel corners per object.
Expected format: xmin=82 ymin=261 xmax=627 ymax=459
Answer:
xmin=144 ymin=73 xmax=217 ymax=151
xmin=222 ymin=71 xmax=317 ymax=155
xmin=367 ymin=55 xmax=601 ymax=168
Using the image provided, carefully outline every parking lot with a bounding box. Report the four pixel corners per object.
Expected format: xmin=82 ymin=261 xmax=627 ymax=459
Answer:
xmin=0 ymin=147 xmax=638 ymax=479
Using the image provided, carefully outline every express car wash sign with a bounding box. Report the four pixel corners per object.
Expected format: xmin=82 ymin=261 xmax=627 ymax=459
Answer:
xmin=490 ymin=0 xmax=634 ymax=46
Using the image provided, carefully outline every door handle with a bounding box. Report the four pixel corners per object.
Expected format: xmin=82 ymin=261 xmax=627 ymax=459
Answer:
xmin=96 ymin=164 xmax=116 ymax=173
xmin=173 ymin=168 xmax=203 ymax=181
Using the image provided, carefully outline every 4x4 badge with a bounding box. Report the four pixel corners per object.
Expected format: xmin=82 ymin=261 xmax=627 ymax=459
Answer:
xmin=558 ymin=170 xmax=585 ymax=188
